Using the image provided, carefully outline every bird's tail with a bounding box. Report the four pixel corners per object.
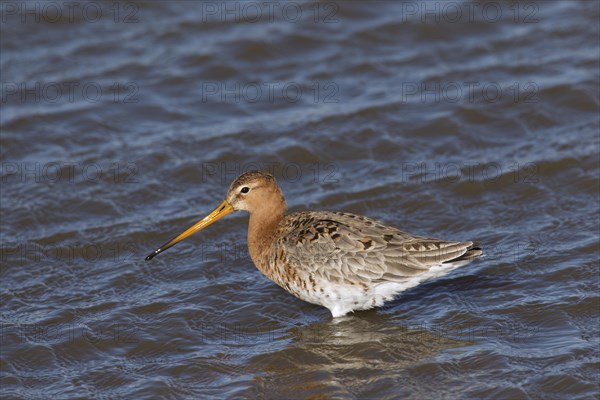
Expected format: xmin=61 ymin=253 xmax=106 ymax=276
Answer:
xmin=444 ymin=244 xmax=483 ymax=264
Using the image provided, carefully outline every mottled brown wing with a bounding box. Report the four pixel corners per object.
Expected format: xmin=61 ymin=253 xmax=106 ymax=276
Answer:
xmin=278 ymin=211 xmax=476 ymax=285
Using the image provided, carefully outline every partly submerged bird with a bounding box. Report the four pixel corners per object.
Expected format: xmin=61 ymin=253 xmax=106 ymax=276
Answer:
xmin=146 ymin=170 xmax=482 ymax=317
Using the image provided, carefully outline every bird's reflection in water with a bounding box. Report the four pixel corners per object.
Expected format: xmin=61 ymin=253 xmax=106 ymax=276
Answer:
xmin=243 ymin=312 xmax=472 ymax=398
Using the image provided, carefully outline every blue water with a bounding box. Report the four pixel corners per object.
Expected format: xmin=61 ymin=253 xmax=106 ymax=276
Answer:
xmin=1 ymin=1 xmax=599 ymax=398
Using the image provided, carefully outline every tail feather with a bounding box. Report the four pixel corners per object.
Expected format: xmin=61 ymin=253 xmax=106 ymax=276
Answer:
xmin=445 ymin=244 xmax=483 ymax=264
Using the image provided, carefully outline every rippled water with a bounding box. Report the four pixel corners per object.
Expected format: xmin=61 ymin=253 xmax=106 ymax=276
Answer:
xmin=1 ymin=1 xmax=599 ymax=398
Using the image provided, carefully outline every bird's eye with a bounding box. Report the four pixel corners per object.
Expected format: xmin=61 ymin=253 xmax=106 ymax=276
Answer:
xmin=240 ymin=186 xmax=250 ymax=194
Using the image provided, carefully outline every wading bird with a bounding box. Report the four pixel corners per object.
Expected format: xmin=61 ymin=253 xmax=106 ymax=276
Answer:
xmin=146 ymin=170 xmax=481 ymax=317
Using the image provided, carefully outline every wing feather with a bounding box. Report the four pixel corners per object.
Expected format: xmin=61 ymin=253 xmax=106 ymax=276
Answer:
xmin=278 ymin=211 xmax=478 ymax=285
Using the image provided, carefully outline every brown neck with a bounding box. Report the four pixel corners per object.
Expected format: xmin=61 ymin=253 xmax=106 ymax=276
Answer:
xmin=247 ymin=201 xmax=285 ymax=264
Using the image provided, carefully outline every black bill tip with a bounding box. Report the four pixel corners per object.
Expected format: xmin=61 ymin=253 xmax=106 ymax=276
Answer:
xmin=145 ymin=249 xmax=160 ymax=261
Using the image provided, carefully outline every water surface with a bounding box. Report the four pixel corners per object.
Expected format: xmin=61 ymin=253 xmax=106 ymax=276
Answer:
xmin=1 ymin=1 xmax=599 ymax=398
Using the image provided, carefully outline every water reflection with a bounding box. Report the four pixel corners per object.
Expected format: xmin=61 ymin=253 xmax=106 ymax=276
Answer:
xmin=243 ymin=313 xmax=468 ymax=398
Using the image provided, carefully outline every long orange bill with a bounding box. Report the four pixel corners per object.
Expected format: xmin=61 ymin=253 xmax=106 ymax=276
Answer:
xmin=145 ymin=199 xmax=234 ymax=261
